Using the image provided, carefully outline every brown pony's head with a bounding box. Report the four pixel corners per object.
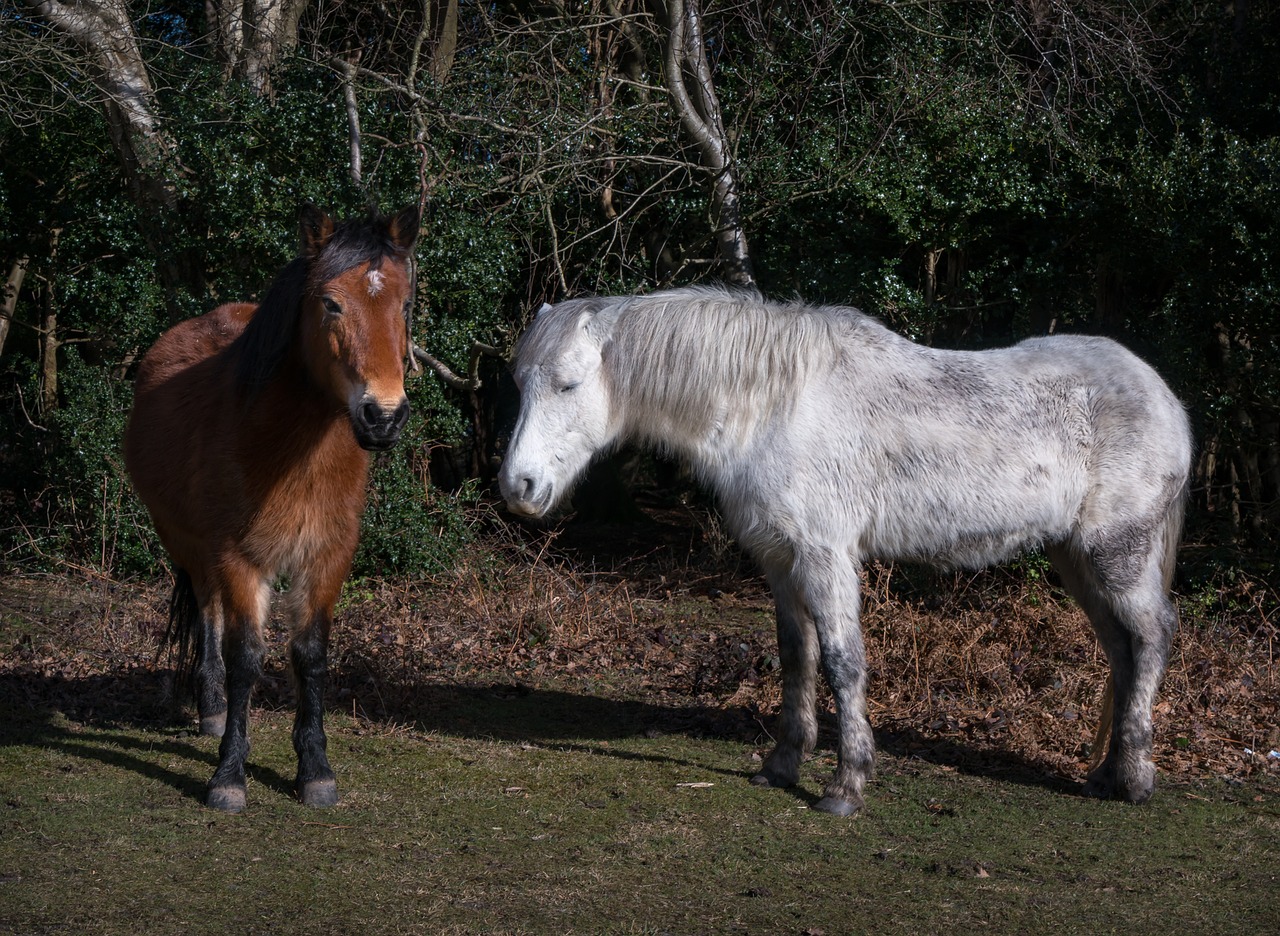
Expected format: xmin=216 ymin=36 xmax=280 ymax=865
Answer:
xmin=295 ymin=204 xmax=419 ymax=451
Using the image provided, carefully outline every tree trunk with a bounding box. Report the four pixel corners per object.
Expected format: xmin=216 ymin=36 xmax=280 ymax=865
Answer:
xmin=0 ymin=255 xmax=29 ymax=360
xmin=210 ymin=0 xmax=310 ymax=98
xmin=431 ymin=0 xmax=460 ymax=84
xmin=39 ymin=229 xmax=61 ymax=414
xmin=664 ymin=0 xmax=754 ymax=287
xmin=29 ymin=0 xmax=197 ymax=322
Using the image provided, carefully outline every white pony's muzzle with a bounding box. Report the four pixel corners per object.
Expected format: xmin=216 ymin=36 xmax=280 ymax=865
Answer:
xmin=498 ymin=464 xmax=554 ymax=517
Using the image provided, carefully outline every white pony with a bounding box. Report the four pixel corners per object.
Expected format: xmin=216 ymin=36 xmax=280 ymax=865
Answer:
xmin=499 ymin=286 xmax=1192 ymax=816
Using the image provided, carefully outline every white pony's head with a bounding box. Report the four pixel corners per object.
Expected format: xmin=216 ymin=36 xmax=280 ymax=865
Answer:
xmin=499 ymin=298 xmax=624 ymax=517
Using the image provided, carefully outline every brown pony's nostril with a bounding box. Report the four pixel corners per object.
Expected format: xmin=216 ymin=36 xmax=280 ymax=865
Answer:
xmin=361 ymin=401 xmax=381 ymax=427
xmin=392 ymin=400 xmax=410 ymax=430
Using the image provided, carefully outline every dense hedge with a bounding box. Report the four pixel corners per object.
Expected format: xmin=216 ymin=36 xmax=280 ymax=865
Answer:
xmin=1 ymin=4 xmax=1276 ymax=581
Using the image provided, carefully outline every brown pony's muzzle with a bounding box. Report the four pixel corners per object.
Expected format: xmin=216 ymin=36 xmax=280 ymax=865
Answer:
xmin=352 ymin=397 xmax=410 ymax=450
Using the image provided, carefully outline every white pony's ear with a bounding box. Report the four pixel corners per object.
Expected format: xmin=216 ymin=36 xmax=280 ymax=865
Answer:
xmin=589 ymin=297 xmax=626 ymax=335
xmin=536 ymin=302 xmax=554 ymax=318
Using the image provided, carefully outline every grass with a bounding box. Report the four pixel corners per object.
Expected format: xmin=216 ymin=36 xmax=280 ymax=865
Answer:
xmin=1 ymin=512 xmax=1278 ymax=935
xmin=1 ymin=705 xmax=1277 ymax=936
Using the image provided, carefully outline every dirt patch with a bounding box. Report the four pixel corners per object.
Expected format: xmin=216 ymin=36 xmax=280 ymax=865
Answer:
xmin=2 ymin=504 xmax=1277 ymax=789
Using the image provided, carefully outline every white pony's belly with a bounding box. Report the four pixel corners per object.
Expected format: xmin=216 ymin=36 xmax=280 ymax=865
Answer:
xmin=722 ymin=430 xmax=1087 ymax=571
xmin=859 ymin=452 xmax=1087 ymax=567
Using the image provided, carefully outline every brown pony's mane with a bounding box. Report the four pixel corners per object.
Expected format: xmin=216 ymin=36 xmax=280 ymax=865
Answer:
xmin=234 ymin=209 xmax=414 ymax=394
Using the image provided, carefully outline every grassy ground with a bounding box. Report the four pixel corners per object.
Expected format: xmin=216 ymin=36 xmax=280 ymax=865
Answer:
xmin=1 ymin=707 xmax=1276 ymax=935
xmin=1 ymin=514 xmax=1277 ymax=934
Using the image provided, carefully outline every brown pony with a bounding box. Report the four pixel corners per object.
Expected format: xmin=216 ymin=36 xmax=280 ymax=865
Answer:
xmin=125 ymin=204 xmax=419 ymax=813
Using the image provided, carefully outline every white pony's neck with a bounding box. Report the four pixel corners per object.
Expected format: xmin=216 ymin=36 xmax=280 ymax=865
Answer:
xmin=602 ymin=288 xmax=845 ymax=479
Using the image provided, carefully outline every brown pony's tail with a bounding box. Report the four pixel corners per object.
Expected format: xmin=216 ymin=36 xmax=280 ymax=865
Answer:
xmin=164 ymin=568 xmax=201 ymax=693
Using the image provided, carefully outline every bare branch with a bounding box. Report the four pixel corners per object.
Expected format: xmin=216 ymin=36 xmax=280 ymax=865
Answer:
xmin=333 ymin=54 xmax=363 ymax=185
xmin=412 ymin=341 xmax=503 ymax=392
xmin=664 ymin=0 xmax=754 ymax=286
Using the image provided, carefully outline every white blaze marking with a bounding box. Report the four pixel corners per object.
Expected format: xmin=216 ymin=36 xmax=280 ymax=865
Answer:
xmin=367 ymin=269 xmax=385 ymax=296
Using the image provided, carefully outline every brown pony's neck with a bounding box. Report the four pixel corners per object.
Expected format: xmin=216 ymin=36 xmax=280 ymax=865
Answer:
xmin=227 ymin=324 xmax=368 ymax=501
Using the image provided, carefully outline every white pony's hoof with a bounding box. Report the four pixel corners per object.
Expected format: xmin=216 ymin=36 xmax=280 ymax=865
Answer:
xmin=749 ymin=771 xmax=792 ymax=788
xmin=813 ymin=795 xmax=862 ymax=817
xmin=199 ymin=712 xmax=226 ymax=737
xmin=298 ymin=778 xmax=339 ymax=808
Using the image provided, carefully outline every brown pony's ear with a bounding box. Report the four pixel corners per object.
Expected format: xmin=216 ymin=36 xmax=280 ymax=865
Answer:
xmin=299 ymin=204 xmax=334 ymax=257
xmin=386 ymin=205 xmax=421 ymax=251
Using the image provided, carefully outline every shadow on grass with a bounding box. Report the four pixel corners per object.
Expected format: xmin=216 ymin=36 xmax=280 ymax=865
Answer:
xmin=0 ymin=671 xmax=294 ymax=805
xmin=0 ymin=665 xmax=1083 ymax=808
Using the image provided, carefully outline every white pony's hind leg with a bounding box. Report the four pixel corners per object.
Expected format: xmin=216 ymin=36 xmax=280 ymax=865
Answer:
xmin=751 ymin=570 xmax=819 ymax=790
xmin=1047 ymin=539 xmax=1177 ymax=803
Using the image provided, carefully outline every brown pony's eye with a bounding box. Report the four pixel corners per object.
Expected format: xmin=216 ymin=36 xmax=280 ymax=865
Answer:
xmin=322 ymin=296 xmax=342 ymax=318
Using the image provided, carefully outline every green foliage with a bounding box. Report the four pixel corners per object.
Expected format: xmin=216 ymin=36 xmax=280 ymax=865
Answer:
xmin=41 ymin=350 xmax=161 ymax=576
xmin=2 ymin=3 xmax=1279 ymax=579
xmin=354 ymin=425 xmax=480 ymax=579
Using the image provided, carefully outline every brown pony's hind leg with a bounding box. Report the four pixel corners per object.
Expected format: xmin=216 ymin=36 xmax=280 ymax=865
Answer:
xmin=195 ymin=609 xmax=227 ymax=737
xmin=166 ymin=568 xmax=227 ymax=735
xmin=206 ymin=568 xmax=269 ymax=814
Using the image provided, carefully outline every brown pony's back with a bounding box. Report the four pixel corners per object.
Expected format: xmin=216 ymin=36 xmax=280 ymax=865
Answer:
xmin=126 ymin=303 xmax=254 ymax=573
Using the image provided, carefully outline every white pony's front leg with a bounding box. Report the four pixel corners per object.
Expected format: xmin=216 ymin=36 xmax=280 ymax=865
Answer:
xmin=800 ymin=546 xmax=874 ymax=816
xmin=751 ymin=570 xmax=820 ymax=789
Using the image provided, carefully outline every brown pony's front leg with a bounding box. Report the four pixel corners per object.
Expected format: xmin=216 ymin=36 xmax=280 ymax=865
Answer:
xmin=290 ymin=608 xmax=337 ymax=807
xmin=206 ymin=572 xmax=268 ymax=813
xmin=206 ymin=620 xmax=265 ymax=813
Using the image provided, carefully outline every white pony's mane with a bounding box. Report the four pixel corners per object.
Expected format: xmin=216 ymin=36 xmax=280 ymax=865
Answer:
xmin=614 ymin=285 xmax=856 ymax=386
xmin=517 ymin=285 xmax=879 ymax=454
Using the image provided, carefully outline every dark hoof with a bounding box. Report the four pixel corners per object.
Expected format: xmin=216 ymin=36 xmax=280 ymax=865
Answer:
xmin=206 ymin=785 xmax=246 ymax=814
xmin=299 ymin=778 xmax=339 ymax=808
xmin=813 ymin=795 xmax=862 ymax=817
xmin=749 ymin=768 xmax=794 ymax=789
xmin=199 ymin=712 xmax=226 ymax=737
xmin=1083 ymin=768 xmax=1154 ymax=804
